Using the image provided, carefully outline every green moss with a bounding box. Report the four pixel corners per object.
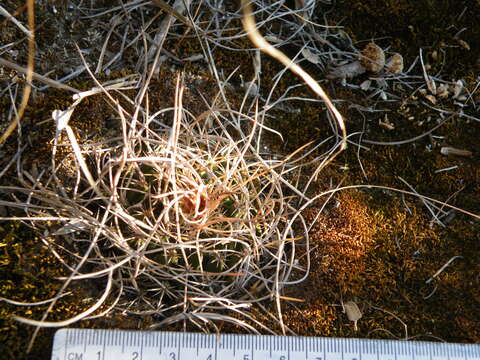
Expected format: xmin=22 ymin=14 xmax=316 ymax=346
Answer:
xmin=0 ymin=222 xmax=67 ymax=359
xmin=1 ymin=0 xmax=480 ymax=357
xmin=280 ymin=189 xmax=480 ymax=341
xmin=258 ymin=1 xmax=480 ymax=337
xmin=333 ymin=0 xmax=480 ymax=77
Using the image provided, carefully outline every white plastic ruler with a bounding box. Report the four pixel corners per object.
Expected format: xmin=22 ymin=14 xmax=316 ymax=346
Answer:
xmin=51 ymin=328 xmax=480 ymax=360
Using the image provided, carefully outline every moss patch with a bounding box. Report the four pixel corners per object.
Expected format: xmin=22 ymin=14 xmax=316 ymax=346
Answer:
xmin=1 ymin=1 xmax=480 ymax=358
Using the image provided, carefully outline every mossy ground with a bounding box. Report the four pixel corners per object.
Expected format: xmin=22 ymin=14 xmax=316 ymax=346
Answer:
xmin=1 ymin=0 xmax=480 ymax=359
xmin=271 ymin=0 xmax=480 ymax=342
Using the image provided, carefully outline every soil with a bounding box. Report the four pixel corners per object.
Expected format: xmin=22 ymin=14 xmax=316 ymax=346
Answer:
xmin=1 ymin=1 xmax=479 ymax=359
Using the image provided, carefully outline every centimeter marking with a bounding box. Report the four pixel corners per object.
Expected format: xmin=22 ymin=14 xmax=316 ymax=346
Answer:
xmin=51 ymin=329 xmax=480 ymax=360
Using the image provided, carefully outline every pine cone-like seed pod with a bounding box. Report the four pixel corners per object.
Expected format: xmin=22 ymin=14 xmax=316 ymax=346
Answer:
xmin=385 ymin=53 xmax=404 ymax=74
xmin=359 ymin=42 xmax=385 ymax=73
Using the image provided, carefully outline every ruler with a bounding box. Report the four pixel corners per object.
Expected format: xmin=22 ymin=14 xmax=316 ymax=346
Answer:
xmin=51 ymin=328 xmax=480 ymax=360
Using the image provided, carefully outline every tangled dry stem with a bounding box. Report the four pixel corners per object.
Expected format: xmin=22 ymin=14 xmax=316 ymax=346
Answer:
xmin=1 ymin=0 xmax=355 ymax=340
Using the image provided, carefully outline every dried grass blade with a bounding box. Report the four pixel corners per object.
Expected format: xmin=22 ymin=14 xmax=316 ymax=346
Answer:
xmin=13 ymin=271 xmax=113 ymax=327
xmin=0 ymin=0 xmax=35 ymax=145
xmin=240 ymin=0 xmax=347 ymax=153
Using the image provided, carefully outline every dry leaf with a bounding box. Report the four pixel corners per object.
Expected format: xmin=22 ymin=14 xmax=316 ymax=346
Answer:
xmin=343 ymin=300 xmax=362 ymax=331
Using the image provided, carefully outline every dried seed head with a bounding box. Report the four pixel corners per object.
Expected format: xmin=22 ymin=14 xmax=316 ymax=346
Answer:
xmin=385 ymin=53 xmax=404 ymax=74
xmin=440 ymin=147 xmax=473 ymax=157
xmin=302 ymin=47 xmax=321 ymax=64
xmin=343 ymin=300 xmax=362 ymax=331
xmin=425 ymin=94 xmax=437 ymax=104
xmin=359 ymin=42 xmax=385 ymax=73
xmin=436 ymin=84 xmax=449 ymax=99
xmin=360 ymin=79 xmax=371 ymax=91
xmin=457 ymin=39 xmax=470 ymax=50
xmin=452 ymin=79 xmax=464 ymax=99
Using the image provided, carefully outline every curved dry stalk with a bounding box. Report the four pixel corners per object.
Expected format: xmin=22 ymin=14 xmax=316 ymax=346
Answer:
xmin=0 ymin=5 xmax=32 ymax=38
xmin=2 ymin=66 xmax=309 ymax=338
xmin=0 ymin=293 xmax=71 ymax=306
xmin=0 ymin=58 xmax=80 ymax=93
xmin=0 ymin=0 xmax=352 ymax=340
xmin=240 ymin=0 xmax=347 ymax=155
xmin=13 ymin=271 xmax=113 ymax=328
xmin=0 ymin=0 xmax=35 ymax=145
